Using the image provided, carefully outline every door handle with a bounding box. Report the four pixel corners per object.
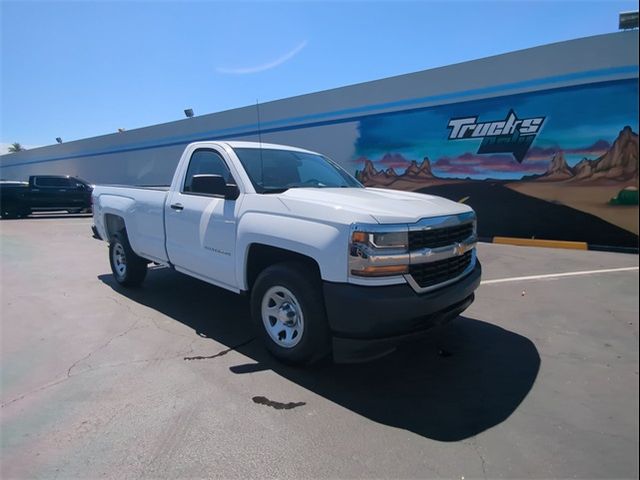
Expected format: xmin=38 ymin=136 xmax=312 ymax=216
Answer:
xmin=170 ymin=203 xmax=184 ymax=211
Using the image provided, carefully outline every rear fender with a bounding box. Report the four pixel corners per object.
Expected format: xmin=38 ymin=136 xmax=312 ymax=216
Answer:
xmin=95 ymin=195 xmax=136 ymax=243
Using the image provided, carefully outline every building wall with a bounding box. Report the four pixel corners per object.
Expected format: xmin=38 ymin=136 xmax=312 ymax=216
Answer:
xmin=2 ymin=31 xmax=638 ymax=247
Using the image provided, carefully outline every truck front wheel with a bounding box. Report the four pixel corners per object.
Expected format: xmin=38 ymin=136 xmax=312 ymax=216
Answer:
xmin=109 ymin=232 xmax=148 ymax=287
xmin=251 ymin=262 xmax=331 ymax=365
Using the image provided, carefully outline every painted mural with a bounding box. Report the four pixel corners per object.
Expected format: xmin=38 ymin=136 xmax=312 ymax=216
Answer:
xmin=352 ymin=79 xmax=639 ymax=249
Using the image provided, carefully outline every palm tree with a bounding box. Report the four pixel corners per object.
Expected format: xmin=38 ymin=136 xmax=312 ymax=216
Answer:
xmin=8 ymin=142 xmax=24 ymax=153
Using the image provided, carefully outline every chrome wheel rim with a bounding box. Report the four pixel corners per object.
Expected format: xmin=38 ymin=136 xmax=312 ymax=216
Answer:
xmin=112 ymin=242 xmax=127 ymax=278
xmin=261 ymin=286 xmax=304 ymax=348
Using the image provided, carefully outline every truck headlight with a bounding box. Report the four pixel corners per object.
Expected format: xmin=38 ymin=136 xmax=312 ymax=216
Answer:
xmin=350 ymin=229 xmax=409 ymax=277
xmin=352 ymin=231 xmax=408 ymax=249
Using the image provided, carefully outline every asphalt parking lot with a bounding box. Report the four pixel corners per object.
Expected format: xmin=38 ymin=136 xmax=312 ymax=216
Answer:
xmin=1 ymin=215 xmax=638 ymax=479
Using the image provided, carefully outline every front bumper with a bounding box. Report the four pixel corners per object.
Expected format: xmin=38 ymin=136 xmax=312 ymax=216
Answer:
xmin=323 ymin=261 xmax=481 ymax=362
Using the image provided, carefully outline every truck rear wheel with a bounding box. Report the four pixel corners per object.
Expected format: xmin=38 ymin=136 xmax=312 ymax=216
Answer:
xmin=1 ymin=204 xmax=27 ymax=219
xmin=1 ymin=209 xmax=18 ymax=219
xmin=251 ymin=262 xmax=331 ymax=365
xmin=109 ymin=231 xmax=148 ymax=287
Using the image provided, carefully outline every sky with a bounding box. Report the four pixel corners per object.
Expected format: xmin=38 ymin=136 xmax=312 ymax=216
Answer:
xmin=0 ymin=0 xmax=638 ymax=151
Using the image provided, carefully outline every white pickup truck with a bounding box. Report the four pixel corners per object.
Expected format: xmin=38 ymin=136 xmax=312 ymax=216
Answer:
xmin=92 ymin=141 xmax=481 ymax=363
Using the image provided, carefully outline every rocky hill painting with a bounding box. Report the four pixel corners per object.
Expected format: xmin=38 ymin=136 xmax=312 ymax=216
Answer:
xmin=357 ymin=156 xmax=437 ymax=187
xmin=509 ymin=126 xmax=639 ymax=237
xmin=532 ymin=126 xmax=639 ymax=183
xmin=351 ymin=78 xmax=639 ymax=247
xmin=356 ymin=126 xmax=638 ymax=187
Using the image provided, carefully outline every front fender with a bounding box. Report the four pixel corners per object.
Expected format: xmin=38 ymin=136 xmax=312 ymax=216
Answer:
xmin=236 ymin=212 xmax=348 ymax=289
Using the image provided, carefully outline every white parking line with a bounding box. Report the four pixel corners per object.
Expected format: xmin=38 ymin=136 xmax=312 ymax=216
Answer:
xmin=481 ymin=266 xmax=639 ymax=285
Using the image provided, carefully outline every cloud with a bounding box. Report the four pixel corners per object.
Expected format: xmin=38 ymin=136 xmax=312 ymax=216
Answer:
xmin=217 ymin=40 xmax=308 ymax=75
xmin=357 ymin=151 xmax=549 ymax=179
xmin=525 ymin=139 xmax=611 ymax=160
xmin=433 ymin=152 xmax=549 ymax=176
xmin=566 ymin=139 xmax=611 ymax=156
xmin=525 ymin=146 xmax=561 ymax=160
xmin=377 ymin=153 xmax=412 ymax=169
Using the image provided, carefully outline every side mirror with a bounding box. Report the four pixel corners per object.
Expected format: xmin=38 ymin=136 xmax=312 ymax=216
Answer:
xmin=191 ymin=174 xmax=239 ymax=200
xmin=225 ymin=183 xmax=240 ymax=200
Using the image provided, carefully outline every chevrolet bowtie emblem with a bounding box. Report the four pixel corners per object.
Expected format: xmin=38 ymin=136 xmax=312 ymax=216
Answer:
xmin=454 ymin=244 xmax=465 ymax=256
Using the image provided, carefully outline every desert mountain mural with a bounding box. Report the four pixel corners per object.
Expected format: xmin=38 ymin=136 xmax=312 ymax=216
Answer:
xmin=357 ymin=126 xmax=639 ymax=187
xmin=352 ymin=79 xmax=638 ymax=247
xmin=535 ymin=126 xmax=639 ymax=183
xmin=569 ymin=126 xmax=638 ymax=182
xmin=357 ymin=155 xmax=435 ymax=186
xmin=535 ymin=151 xmax=574 ymax=181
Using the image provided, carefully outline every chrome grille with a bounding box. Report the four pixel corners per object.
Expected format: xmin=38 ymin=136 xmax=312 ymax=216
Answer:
xmin=409 ymin=222 xmax=474 ymax=250
xmin=408 ymin=251 xmax=473 ymax=289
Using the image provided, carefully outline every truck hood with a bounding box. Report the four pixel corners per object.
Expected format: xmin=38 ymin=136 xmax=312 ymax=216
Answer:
xmin=277 ymin=187 xmax=473 ymax=224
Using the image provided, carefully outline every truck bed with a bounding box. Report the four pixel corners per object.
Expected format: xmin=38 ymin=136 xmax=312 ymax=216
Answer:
xmin=92 ymin=184 xmax=170 ymax=264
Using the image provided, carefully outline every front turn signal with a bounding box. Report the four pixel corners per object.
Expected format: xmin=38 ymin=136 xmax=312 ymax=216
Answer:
xmin=350 ymin=265 xmax=409 ymax=277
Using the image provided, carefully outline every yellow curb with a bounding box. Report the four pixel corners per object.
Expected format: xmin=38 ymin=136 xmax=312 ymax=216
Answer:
xmin=492 ymin=236 xmax=589 ymax=250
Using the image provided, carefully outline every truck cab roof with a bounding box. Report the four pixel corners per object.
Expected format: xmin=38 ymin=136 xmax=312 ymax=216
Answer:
xmin=189 ymin=140 xmax=320 ymax=156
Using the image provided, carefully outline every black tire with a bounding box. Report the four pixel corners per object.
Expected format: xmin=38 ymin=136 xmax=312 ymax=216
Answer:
xmin=109 ymin=231 xmax=148 ymax=287
xmin=1 ymin=207 xmax=20 ymax=219
xmin=1 ymin=211 xmax=15 ymax=219
xmin=1 ymin=201 xmax=24 ymax=219
xmin=251 ymin=262 xmax=331 ymax=365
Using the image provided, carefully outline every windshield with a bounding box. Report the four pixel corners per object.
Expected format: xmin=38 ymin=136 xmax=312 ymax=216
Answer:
xmin=233 ymin=147 xmax=362 ymax=193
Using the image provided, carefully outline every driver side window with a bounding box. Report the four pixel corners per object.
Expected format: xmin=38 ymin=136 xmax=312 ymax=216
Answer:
xmin=183 ymin=149 xmax=233 ymax=193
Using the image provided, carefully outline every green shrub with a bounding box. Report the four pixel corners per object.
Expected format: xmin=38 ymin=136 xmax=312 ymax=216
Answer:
xmin=610 ymin=187 xmax=639 ymax=205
